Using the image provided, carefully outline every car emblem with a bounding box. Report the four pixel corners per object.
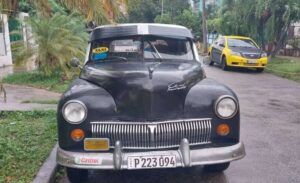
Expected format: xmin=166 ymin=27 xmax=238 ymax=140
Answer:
xmin=168 ymin=82 xmax=186 ymax=91
xmin=148 ymin=124 xmax=157 ymax=146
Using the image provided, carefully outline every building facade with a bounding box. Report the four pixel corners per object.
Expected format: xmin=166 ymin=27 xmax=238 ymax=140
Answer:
xmin=0 ymin=14 xmax=13 ymax=67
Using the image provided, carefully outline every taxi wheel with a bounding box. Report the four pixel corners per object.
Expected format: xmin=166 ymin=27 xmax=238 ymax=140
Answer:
xmin=66 ymin=168 xmax=88 ymax=183
xmin=221 ymin=57 xmax=229 ymax=71
xmin=256 ymin=68 xmax=264 ymax=73
xmin=204 ymin=162 xmax=230 ymax=172
xmin=208 ymin=54 xmax=214 ymax=66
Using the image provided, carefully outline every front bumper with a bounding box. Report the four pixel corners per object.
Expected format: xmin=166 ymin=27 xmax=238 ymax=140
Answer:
xmin=57 ymin=139 xmax=246 ymax=170
xmin=227 ymin=55 xmax=268 ymax=68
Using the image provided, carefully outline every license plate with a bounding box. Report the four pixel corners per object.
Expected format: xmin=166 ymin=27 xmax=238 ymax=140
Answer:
xmin=247 ymin=60 xmax=257 ymax=64
xmin=128 ymin=155 xmax=176 ymax=169
xmin=84 ymin=138 xmax=109 ymax=151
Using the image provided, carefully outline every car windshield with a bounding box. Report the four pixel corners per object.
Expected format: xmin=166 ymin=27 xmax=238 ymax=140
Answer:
xmin=227 ymin=38 xmax=258 ymax=48
xmin=90 ymin=36 xmax=194 ymax=62
xmin=144 ymin=36 xmax=194 ymax=60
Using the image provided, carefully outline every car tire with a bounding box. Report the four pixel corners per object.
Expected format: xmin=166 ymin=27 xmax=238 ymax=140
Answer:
xmin=204 ymin=162 xmax=230 ymax=172
xmin=256 ymin=68 xmax=264 ymax=73
xmin=208 ymin=53 xmax=214 ymax=66
xmin=66 ymin=168 xmax=88 ymax=183
xmin=221 ymin=56 xmax=229 ymax=71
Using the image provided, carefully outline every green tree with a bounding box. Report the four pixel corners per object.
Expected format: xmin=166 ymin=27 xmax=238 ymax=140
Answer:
xmin=214 ymin=0 xmax=300 ymax=56
xmin=124 ymin=0 xmax=201 ymax=37
xmin=124 ymin=0 xmax=160 ymax=23
xmin=155 ymin=9 xmax=202 ymax=38
xmin=154 ymin=13 xmax=172 ymax=24
xmin=0 ymin=0 xmax=18 ymax=15
xmin=59 ymin=0 xmax=127 ymax=24
xmin=14 ymin=13 xmax=88 ymax=77
xmin=174 ymin=9 xmax=202 ymax=38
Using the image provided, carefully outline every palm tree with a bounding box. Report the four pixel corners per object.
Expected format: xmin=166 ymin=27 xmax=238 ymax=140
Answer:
xmin=14 ymin=13 xmax=88 ymax=77
xmin=59 ymin=0 xmax=127 ymax=24
xmin=0 ymin=0 xmax=18 ymax=15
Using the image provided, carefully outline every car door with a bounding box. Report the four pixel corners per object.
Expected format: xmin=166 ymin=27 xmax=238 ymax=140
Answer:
xmin=213 ymin=37 xmax=225 ymax=64
xmin=211 ymin=39 xmax=219 ymax=62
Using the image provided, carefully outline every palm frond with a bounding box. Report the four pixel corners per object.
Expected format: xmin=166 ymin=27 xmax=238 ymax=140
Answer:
xmin=15 ymin=13 xmax=88 ymax=77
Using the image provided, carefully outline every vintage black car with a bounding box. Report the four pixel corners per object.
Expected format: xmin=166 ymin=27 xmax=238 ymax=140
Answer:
xmin=57 ymin=24 xmax=246 ymax=183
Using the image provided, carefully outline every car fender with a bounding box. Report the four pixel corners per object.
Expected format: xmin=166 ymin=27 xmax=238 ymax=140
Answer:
xmin=184 ymin=78 xmax=238 ymax=119
xmin=57 ymin=79 xmax=117 ymax=150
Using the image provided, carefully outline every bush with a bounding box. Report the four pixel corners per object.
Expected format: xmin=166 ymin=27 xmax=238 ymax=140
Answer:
xmin=14 ymin=13 xmax=88 ymax=77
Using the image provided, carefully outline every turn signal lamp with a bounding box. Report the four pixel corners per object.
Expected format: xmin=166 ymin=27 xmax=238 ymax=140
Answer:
xmin=71 ymin=129 xmax=85 ymax=141
xmin=216 ymin=124 xmax=230 ymax=136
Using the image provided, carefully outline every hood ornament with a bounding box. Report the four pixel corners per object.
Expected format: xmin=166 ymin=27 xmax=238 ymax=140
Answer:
xmin=147 ymin=63 xmax=161 ymax=79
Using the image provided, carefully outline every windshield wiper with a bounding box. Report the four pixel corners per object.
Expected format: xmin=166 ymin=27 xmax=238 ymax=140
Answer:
xmin=147 ymin=40 xmax=163 ymax=62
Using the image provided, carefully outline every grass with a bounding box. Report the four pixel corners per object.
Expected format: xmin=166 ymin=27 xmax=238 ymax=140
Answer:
xmin=267 ymin=56 xmax=300 ymax=82
xmin=0 ymin=111 xmax=57 ymax=183
xmin=21 ymin=99 xmax=59 ymax=105
xmin=2 ymin=72 xmax=71 ymax=93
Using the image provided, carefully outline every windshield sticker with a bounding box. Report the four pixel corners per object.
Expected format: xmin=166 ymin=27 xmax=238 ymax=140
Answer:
xmin=92 ymin=47 xmax=109 ymax=61
xmin=112 ymin=46 xmax=139 ymax=52
xmin=93 ymin=53 xmax=108 ymax=60
xmin=93 ymin=47 xmax=109 ymax=54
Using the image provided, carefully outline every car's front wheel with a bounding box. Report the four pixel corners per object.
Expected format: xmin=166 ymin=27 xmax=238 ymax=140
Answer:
xmin=221 ymin=56 xmax=229 ymax=71
xmin=66 ymin=168 xmax=88 ymax=183
xmin=208 ymin=53 xmax=214 ymax=66
xmin=204 ymin=162 xmax=230 ymax=172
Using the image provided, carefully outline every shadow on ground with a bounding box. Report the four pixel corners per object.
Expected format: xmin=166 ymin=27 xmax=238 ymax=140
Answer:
xmin=208 ymin=65 xmax=262 ymax=74
xmin=87 ymin=167 xmax=228 ymax=183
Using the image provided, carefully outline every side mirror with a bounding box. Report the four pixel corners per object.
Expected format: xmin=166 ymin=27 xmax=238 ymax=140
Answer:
xmin=219 ymin=44 xmax=225 ymax=47
xmin=70 ymin=57 xmax=82 ymax=68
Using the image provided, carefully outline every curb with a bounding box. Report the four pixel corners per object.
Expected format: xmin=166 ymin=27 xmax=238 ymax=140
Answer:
xmin=33 ymin=143 xmax=58 ymax=183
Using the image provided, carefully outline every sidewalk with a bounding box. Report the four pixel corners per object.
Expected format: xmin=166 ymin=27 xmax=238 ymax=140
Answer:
xmin=0 ymin=84 xmax=61 ymax=111
xmin=0 ymin=64 xmax=61 ymax=111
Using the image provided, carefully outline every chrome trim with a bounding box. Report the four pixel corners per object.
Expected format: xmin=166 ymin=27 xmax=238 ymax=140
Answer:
xmin=179 ymin=138 xmax=191 ymax=167
xmin=90 ymin=118 xmax=212 ymax=125
xmin=91 ymin=118 xmax=212 ymax=149
xmin=57 ymin=142 xmax=246 ymax=170
xmin=113 ymin=141 xmax=122 ymax=170
xmin=214 ymin=95 xmax=239 ymax=119
xmin=62 ymin=100 xmax=87 ymax=124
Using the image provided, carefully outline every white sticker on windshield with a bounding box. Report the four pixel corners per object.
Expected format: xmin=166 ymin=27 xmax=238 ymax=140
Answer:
xmin=112 ymin=46 xmax=139 ymax=52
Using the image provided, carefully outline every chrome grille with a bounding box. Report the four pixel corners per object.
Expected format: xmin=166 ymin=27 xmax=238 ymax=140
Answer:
xmin=91 ymin=118 xmax=212 ymax=149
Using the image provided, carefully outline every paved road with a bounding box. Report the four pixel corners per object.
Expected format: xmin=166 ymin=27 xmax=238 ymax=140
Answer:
xmin=57 ymin=63 xmax=300 ymax=183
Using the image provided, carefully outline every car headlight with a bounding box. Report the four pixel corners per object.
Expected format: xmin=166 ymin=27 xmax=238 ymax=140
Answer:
xmin=261 ymin=52 xmax=267 ymax=57
xmin=62 ymin=100 xmax=87 ymax=124
xmin=215 ymin=96 xmax=238 ymax=119
xmin=230 ymin=50 xmax=241 ymax=56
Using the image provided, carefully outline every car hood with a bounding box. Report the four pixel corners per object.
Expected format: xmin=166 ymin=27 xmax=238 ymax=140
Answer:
xmin=80 ymin=61 xmax=204 ymax=121
xmin=230 ymin=47 xmax=262 ymax=54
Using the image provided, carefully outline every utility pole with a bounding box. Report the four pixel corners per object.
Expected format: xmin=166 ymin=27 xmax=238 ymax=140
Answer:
xmin=202 ymin=0 xmax=208 ymax=53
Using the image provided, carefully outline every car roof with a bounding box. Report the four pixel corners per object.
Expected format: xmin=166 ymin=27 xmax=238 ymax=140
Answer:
xmin=90 ymin=23 xmax=193 ymax=41
xmin=223 ymin=36 xmax=252 ymax=39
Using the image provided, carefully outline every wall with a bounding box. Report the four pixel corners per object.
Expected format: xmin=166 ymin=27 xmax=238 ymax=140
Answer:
xmin=0 ymin=14 xmax=13 ymax=67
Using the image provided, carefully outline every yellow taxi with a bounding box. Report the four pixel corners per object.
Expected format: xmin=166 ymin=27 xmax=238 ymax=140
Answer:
xmin=208 ymin=36 xmax=268 ymax=72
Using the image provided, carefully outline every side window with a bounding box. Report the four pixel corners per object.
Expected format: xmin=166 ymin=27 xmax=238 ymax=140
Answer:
xmin=213 ymin=40 xmax=218 ymax=46
xmin=218 ymin=37 xmax=225 ymax=47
